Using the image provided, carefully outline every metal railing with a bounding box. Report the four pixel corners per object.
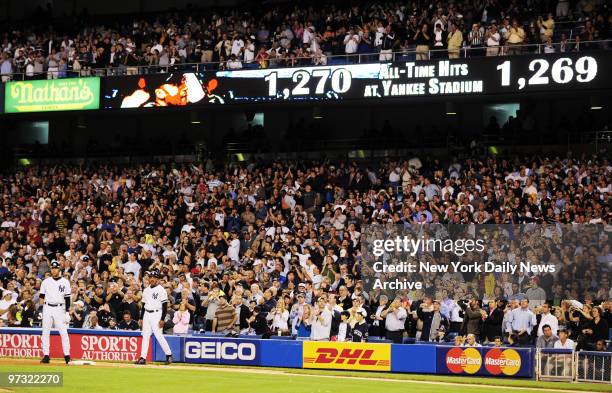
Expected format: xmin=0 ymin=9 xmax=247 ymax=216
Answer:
xmin=536 ymin=348 xmax=575 ymax=382
xmin=0 ymin=39 xmax=609 ymax=81
xmin=576 ymin=351 xmax=612 ymax=384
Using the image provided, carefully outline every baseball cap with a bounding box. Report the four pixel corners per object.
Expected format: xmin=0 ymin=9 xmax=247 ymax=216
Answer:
xmin=50 ymin=260 xmax=61 ymax=269
xmin=148 ymin=270 xmax=161 ymax=278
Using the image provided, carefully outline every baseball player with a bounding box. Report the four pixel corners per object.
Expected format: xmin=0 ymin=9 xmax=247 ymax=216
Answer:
xmin=135 ymin=270 xmax=173 ymax=365
xmin=39 ymin=260 xmax=71 ymax=364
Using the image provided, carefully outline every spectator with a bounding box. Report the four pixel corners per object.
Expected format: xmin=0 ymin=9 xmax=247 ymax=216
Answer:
xmin=536 ymin=324 xmax=559 ymax=348
xmin=382 ymin=297 xmax=407 ymax=344
xmin=537 ymin=14 xmax=555 ymax=43
xmin=577 ymin=306 xmax=609 ymax=350
xmin=467 ymin=23 xmax=484 ymax=57
xmin=296 ymin=304 xmax=313 ymax=338
xmin=414 ymin=23 xmax=431 ymax=60
xmin=0 ymin=291 xmax=15 ymax=322
xmin=537 ymin=303 xmax=559 ymax=337
xmin=172 ymin=303 xmax=191 ymax=334
xmin=506 ymin=299 xmax=537 ymax=345
xmin=463 ymin=333 xmax=481 ymax=347
xmin=226 ymin=54 xmax=243 ymax=70
xmin=311 ymin=296 xmax=332 ymax=341
xmin=526 ymin=277 xmax=547 ymax=308
xmin=483 ymin=300 xmax=504 ymax=343
xmin=462 ymin=298 xmax=483 ymax=337
xmin=343 ymin=28 xmax=360 ymax=62
xmin=70 ymin=300 xmax=86 ymax=328
xmin=431 ymin=23 xmax=448 ymax=58
xmin=419 ymin=300 xmax=449 ymax=342
xmin=267 ymin=300 xmax=289 ymax=335
xmin=118 ymin=311 xmax=139 ymax=330
xmin=0 ymin=52 xmax=12 ymax=82
xmin=447 ymin=23 xmax=463 ymax=59
xmin=379 ymin=26 xmax=395 ymax=62
xmin=506 ymin=19 xmax=526 ymax=54
xmin=213 ymin=295 xmax=235 ymax=334
xmin=553 ymin=329 xmax=575 ymax=349
xmin=88 ymin=315 xmax=103 ymax=330
xmin=351 ymin=308 xmax=368 ymax=342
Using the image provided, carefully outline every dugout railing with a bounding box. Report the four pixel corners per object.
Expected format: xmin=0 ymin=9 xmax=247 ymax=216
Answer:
xmin=576 ymin=351 xmax=612 ymax=384
xmin=537 ymin=348 xmax=612 ymax=384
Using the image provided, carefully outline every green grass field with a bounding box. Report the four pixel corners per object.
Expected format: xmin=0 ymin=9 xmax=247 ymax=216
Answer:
xmin=0 ymin=362 xmax=610 ymax=393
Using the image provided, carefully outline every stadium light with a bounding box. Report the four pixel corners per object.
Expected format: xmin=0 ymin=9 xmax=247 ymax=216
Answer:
xmin=590 ymin=96 xmax=602 ymax=110
xmin=190 ymin=112 xmax=201 ymax=124
xmin=76 ymin=116 xmax=87 ymax=129
xmin=445 ymin=102 xmax=457 ymax=115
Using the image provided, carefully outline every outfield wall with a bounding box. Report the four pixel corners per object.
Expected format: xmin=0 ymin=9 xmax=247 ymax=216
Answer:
xmin=0 ymin=328 xmax=532 ymax=378
xmin=152 ymin=335 xmax=534 ymax=378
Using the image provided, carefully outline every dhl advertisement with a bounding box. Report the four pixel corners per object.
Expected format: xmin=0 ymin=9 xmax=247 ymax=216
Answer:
xmin=4 ymin=77 xmax=100 ymax=113
xmin=303 ymin=341 xmax=391 ymax=371
xmin=436 ymin=346 xmax=533 ymax=377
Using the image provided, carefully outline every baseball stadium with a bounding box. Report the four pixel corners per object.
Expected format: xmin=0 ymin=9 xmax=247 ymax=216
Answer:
xmin=0 ymin=0 xmax=611 ymax=392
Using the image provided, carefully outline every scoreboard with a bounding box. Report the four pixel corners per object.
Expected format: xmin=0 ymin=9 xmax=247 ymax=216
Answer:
xmin=101 ymin=52 xmax=611 ymax=109
xmin=1 ymin=51 xmax=610 ymax=113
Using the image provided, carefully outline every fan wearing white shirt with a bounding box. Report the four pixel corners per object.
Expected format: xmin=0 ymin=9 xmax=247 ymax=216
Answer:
xmin=553 ymin=329 xmax=575 ymax=349
xmin=537 ymin=303 xmax=559 ymax=337
xmin=310 ymin=297 xmax=332 ymax=341
xmin=226 ymin=231 xmax=240 ymax=262
xmin=344 ymin=29 xmax=360 ymax=55
xmin=123 ymin=253 xmax=142 ymax=281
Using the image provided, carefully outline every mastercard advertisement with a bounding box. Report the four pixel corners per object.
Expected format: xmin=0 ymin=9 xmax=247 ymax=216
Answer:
xmin=436 ymin=346 xmax=532 ymax=377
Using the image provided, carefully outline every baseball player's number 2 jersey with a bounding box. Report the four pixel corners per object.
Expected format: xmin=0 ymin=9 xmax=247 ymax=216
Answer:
xmin=142 ymin=285 xmax=168 ymax=311
xmin=40 ymin=277 xmax=71 ymax=304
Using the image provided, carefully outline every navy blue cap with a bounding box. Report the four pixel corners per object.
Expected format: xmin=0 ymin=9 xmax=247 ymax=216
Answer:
xmin=148 ymin=270 xmax=161 ymax=278
xmin=50 ymin=260 xmax=61 ymax=268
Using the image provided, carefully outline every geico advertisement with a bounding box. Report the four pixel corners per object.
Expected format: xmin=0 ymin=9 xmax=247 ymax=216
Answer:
xmin=303 ymin=341 xmax=391 ymax=371
xmin=184 ymin=338 xmax=260 ymax=365
xmin=0 ymin=331 xmax=151 ymax=361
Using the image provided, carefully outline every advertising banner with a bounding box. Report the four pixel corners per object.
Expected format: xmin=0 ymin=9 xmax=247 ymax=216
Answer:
xmin=183 ymin=336 xmax=261 ymax=366
xmin=436 ymin=346 xmax=533 ymax=378
xmin=259 ymin=339 xmax=302 ymax=368
xmin=303 ymin=341 xmax=391 ymax=371
xmin=0 ymin=328 xmax=151 ymax=361
xmin=391 ymin=344 xmax=437 ymax=373
xmin=101 ymin=52 xmax=611 ymax=109
xmin=5 ymin=77 xmax=100 ymax=113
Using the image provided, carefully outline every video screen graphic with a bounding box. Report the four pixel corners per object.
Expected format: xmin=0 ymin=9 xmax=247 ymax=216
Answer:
xmin=102 ymin=73 xmax=225 ymax=108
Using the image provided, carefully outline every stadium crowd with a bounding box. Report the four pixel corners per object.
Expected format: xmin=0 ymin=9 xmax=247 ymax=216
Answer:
xmin=0 ymin=0 xmax=610 ymax=79
xmin=0 ymin=154 xmax=610 ymax=350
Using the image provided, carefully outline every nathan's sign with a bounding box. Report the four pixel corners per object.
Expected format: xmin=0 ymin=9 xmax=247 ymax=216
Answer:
xmin=5 ymin=77 xmax=100 ymax=113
